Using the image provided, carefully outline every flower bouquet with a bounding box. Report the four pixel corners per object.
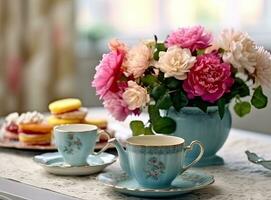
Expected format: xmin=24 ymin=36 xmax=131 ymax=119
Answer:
xmin=92 ymin=26 xmax=270 ymax=136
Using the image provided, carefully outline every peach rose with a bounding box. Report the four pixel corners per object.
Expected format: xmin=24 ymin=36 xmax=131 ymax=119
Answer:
xmin=108 ymin=38 xmax=127 ymax=52
xmin=123 ymin=43 xmax=152 ymax=78
xmin=122 ymin=81 xmax=150 ymax=110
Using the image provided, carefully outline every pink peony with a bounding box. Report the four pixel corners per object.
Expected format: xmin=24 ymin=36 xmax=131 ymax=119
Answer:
xmin=92 ymin=51 xmax=124 ymax=98
xmin=183 ymin=52 xmax=234 ymax=103
xmin=166 ymin=26 xmax=213 ymax=52
xmin=103 ymin=91 xmax=139 ymax=121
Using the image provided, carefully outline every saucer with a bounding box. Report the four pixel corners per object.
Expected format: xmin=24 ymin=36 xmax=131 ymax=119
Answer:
xmin=97 ymin=170 xmax=214 ymax=198
xmin=34 ymin=152 xmax=116 ymax=176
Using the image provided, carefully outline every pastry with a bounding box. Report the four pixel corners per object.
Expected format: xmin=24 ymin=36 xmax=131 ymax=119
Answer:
xmin=1 ymin=113 xmax=20 ymax=141
xmin=49 ymin=98 xmax=82 ymax=114
xmin=18 ymin=111 xmax=53 ymax=146
xmin=84 ymin=117 xmax=108 ymax=129
xmin=47 ymin=115 xmax=82 ymax=126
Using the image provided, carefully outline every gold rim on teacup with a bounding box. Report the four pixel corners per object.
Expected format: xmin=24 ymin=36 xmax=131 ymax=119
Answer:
xmin=126 ymin=135 xmax=185 ymax=147
xmin=54 ymin=124 xmax=98 ymax=133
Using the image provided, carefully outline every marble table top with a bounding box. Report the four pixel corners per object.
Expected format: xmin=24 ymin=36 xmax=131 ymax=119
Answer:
xmin=0 ymin=128 xmax=270 ymax=200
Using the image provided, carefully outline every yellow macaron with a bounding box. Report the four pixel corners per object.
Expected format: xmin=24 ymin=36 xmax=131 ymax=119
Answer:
xmin=47 ymin=115 xmax=82 ymax=126
xmin=84 ymin=117 xmax=108 ymax=129
xmin=49 ymin=98 xmax=82 ymax=114
xmin=19 ymin=132 xmax=51 ymax=145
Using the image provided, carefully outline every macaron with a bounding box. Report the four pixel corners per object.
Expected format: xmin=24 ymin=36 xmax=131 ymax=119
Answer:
xmin=3 ymin=130 xmax=19 ymax=140
xmin=49 ymin=98 xmax=82 ymax=114
xmin=19 ymin=132 xmax=51 ymax=145
xmin=47 ymin=115 xmax=82 ymax=126
xmin=84 ymin=117 xmax=108 ymax=129
xmin=19 ymin=123 xmax=53 ymax=134
xmin=54 ymin=107 xmax=88 ymax=121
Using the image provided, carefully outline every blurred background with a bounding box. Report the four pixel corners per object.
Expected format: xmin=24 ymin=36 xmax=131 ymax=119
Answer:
xmin=0 ymin=0 xmax=270 ymax=133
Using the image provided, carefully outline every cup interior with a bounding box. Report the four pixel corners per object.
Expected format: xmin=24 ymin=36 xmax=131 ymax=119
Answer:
xmin=126 ymin=135 xmax=184 ymax=146
xmin=54 ymin=124 xmax=97 ymax=133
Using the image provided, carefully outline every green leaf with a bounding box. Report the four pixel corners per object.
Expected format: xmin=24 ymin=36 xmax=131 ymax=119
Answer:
xmin=130 ymin=120 xmax=145 ymax=136
xmin=153 ymin=43 xmax=167 ymax=61
xmin=233 ymin=78 xmax=250 ymax=97
xmin=153 ymin=50 xmax=159 ymax=61
xmin=144 ymin=127 xmax=154 ymax=135
xmin=148 ymin=105 xmax=161 ymax=123
xmin=234 ymin=101 xmax=251 ymax=117
xmin=153 ymin=117 xmax=176 ymax=134
xmin=141 ymin=75 xmax=158 ymax=87
xmin=151 ymin=85 xmax=166 ymax=100
xmin=156 ymin=93 xmax=172 ymax=110
xmin=218 ymin=48 xmax=225 ymax=54
xmin=158 ymin=71 xmax=164 ymax=82
xmin=156 ymin=43 xmax=167 ymax=52
xmin=192 ymin=98 xmax=208 ymax=112
xmin=165 ymin=77 xmax=181 ymax=89
xmin=251 ymin=86 xmax=268 ymax=109
xmin=218 ymin=98 xmax=226 ymax=119
xmin=197 ymin=49 xmax=205 ymax=55
xmin=171 ymin=91 xmax=188 ymax=111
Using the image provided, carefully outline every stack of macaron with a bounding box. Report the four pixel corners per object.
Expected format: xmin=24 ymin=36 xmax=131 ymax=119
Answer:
xmin=1 ymin=113 xmax=20 ymax=141
xmin=48 ymin=98 xmax=88 ymax=126
xmin=17 ymin=111 xmax=53 ymax=146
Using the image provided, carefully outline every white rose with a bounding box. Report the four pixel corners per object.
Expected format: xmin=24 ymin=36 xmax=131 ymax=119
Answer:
xmin=254 ymin=46 xmax=271 ymax=88
xmin=123 ymin=43 xmax=152 ymax=78
xmin=217 ymin=29 xmax=257 ymax=74
xmin=122 ymin=81 xmax=150 ymax=110
xmin=155 ymin=46 xmax=196 ymax=80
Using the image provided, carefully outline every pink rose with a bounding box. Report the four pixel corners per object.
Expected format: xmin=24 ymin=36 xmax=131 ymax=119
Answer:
xmin=103 ymin=91 xmax=139 ymax=121
xmin=166 ymin=26 xmax=213 ymax=52
xmin=183 ymin=52 xmax=234 ymax=103
xmin=92 ymin=51 xmax=124 ymax=98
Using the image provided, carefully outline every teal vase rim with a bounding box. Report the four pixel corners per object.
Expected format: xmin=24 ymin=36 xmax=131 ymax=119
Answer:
xmin=169 ymin=104 xmax=230 ymax=114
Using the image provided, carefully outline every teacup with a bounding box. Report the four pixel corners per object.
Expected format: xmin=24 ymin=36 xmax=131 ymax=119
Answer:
xmin=54 ymin=124 xmax=110 ymax=166
xmin=109 ymin=135 xmax=204 ymax=188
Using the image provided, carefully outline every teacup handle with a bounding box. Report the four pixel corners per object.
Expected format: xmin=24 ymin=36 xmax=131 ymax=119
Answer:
xmin=182 ymin=140 xmax=204 ymax=171
xmin=94 ymin=130 xmax=111 ymax=155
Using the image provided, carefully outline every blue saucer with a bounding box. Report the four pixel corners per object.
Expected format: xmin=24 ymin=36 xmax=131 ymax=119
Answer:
xmin=97 ymin=170 xmax=214 ymax=198
xmin=34 ymin=152 xmax=116 ymax=176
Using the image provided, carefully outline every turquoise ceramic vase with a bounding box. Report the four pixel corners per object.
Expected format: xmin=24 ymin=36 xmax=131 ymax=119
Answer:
xmin=167 ymin=106 xmax=231 ymax=167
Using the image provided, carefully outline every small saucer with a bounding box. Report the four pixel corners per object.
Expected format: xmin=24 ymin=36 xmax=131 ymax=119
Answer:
xmin=34 ymin=152 xmax=116 ymax=176
xmin=97 ymin=170 xmax=214 ymax=198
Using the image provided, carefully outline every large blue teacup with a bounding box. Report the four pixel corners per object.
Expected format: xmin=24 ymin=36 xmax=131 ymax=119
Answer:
xmin=54 ymin=124 xmax=110 ymax=166
xmin=109 ymin=135 xmax=204 ymax=189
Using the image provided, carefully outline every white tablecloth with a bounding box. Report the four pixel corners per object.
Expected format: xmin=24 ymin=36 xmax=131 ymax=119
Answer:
xmin=0 ymin=109 xmax=271 ymax=200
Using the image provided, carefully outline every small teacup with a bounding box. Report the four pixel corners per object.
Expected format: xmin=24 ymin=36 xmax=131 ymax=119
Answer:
xmin=111 ymin=135 xmax=204 ymax=189
xmin=54 ymin=124 xmax=110 ymax=166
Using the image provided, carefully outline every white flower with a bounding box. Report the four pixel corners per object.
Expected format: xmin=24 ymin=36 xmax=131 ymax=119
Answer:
xmin=122 ymin=81 xmax=150 ymax=110
xmin=123 ymin=43 xmax=152 ymax=78
xmin=254 ymin=46 xmax=271 ymax=88
xmin=155 ymin=46 xmax=196 ymax=80
xmin=217 ymin=29 xmax=257 ymax=74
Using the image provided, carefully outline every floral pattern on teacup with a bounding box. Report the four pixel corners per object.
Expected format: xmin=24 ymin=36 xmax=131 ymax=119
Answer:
xmin=144 ymin=157 xmax=165 ymax=180
xmin=62 ymin=134 xmax=82 ymax=154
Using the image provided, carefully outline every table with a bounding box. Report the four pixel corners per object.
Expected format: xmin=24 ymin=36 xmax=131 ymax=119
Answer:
xmin=0 ymin=125 xmax=271 ymax=199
